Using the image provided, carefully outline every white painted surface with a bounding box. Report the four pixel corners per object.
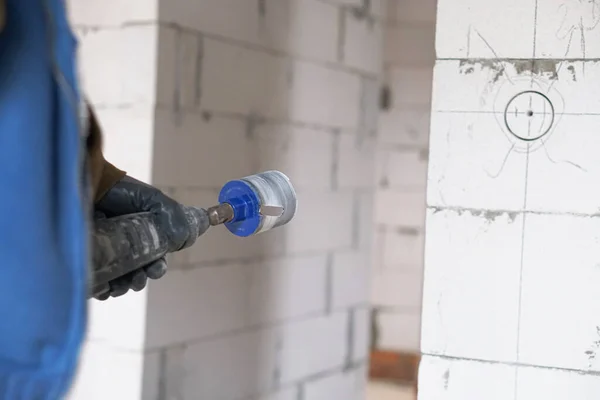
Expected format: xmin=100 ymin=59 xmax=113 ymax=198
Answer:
xmin=422 ymin=0 xmax=600 ymax=398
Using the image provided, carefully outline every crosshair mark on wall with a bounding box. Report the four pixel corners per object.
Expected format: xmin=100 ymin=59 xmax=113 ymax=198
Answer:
xmin=503 ymin=90 xmax=555 ymax=142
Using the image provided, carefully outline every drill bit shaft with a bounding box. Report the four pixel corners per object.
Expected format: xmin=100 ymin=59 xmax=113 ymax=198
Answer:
xmin=207 ymin=203 xmax=234 ymax=226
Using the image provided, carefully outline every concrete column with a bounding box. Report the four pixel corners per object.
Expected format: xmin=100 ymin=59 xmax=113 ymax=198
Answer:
xmin=66 ymin=1 xmax=384 ymax=399
xmin=421 ymin=0 xmax=600 ymax=398
xmin=372 ymin=0 xmax=436 ymax=354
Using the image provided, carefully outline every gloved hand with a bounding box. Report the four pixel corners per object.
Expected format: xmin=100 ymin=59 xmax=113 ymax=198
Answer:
xmin=93 ymin=176 xmax=198 ymax=300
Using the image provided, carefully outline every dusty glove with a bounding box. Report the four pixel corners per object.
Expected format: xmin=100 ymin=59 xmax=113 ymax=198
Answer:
xmin=93 ymin=176 xmax=198 ymax=300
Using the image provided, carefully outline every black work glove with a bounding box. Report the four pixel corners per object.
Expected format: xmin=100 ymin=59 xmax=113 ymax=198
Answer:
xmin=93 ymin=176 xmax=197 ymax=300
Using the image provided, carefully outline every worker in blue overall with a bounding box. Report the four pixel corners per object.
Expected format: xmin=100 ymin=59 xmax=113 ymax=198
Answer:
xmin=0 ymin=1 xmax=197 ymax=398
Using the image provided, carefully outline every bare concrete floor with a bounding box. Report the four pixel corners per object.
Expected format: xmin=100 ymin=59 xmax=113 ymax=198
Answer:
xmin=367 ymin=381 xmax=415 ymax=400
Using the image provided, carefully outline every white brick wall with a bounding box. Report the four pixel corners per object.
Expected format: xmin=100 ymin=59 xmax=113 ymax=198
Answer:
xmin=331 ymin=252 xmax=370 ymax=310
xmin=304 ymin=366 xmax=367 ymax=400
xmin=384 ymin=24 xmax=435 ymax=68
xmin=377 ymin=312 xmax=421 ymax=351
xmin=386 ymin=0 xmax=437 ymax=23
xmin=68 ymin=0 xmax=383 ymax=399
xmin=371 ymin=0 xmax=437 ymax=354
xmin=421 ymin=0 xmax=600 ymax=398
xmin=159 ymin=0 xmax=342 ymax=64
xmin=278 ymin=314 xmax=348 ymax=384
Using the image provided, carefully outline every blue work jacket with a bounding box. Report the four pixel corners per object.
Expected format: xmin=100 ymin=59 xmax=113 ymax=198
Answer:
xmin=0 ymin=0 xmax=88 ymax=398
